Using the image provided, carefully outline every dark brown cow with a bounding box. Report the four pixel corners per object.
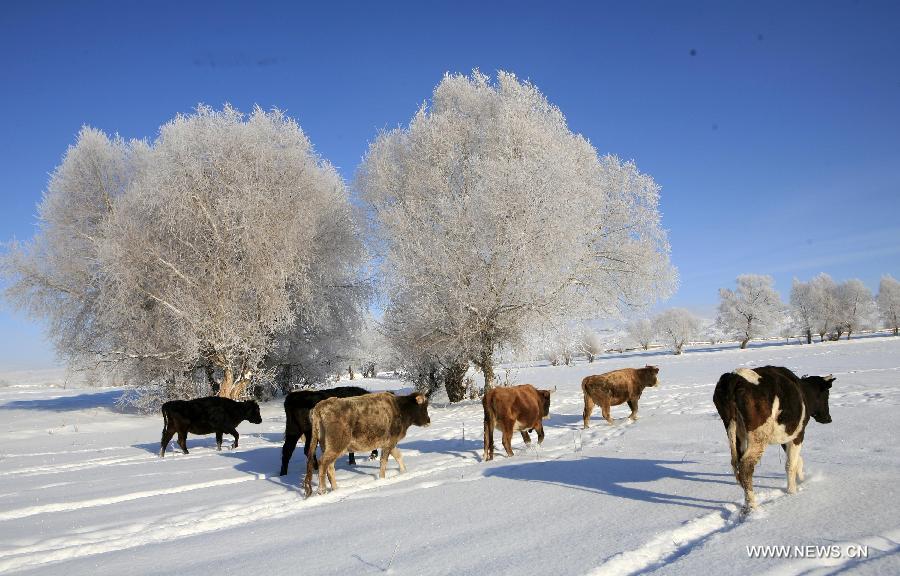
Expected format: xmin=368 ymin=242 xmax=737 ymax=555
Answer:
xmin=713 ymin=366 xmax=834 ymax=511
xmin=160 ymin=397 xmax=262 ymax=456
xmin=303 ymin=392 xmax=431 ymax=496
xmin=581 ymin=365 xmax=659 ymax=427
xmin=482 ymin=384 xmax=553 ymax=461
xmin=280 ymin=386 xmax=377 ymax=476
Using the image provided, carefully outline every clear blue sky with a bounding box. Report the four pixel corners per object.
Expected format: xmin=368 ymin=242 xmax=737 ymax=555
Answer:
xmin=1 ymin=1 xmax=898 ymax=369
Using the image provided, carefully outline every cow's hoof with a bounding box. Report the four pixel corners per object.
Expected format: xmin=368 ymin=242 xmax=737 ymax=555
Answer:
xmin=787 ymin=486 xmax=798 ymax=494
xmin=216 ymin=446 xmax=222 ymax=451
xmin=182 ymin=450 xmax=189 ymax=454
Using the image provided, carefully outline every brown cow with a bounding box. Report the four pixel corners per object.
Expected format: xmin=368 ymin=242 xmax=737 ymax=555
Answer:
xmin=303 ymin=392 xmax=431 ymax=497
xmin=713 ymin=366 xmax=834 ymax=511
xmin=482 ymin=384 xmax=553 ymax=461
xmin=581 ymin=365 xmax=659 ymax=427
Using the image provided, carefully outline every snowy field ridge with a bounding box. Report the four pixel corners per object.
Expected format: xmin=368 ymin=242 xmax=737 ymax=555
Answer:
xmin=1 ymin=337 xmax=899 ymax=575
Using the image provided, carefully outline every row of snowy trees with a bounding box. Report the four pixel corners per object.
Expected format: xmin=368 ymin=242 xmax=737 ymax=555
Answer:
xmin=1 ymin=71 xmax=677 ymax=408
xmin=716 ymin=274 xmax=900 ymax=348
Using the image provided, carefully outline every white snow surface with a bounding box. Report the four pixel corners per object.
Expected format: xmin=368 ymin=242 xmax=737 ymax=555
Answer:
xmin=1 ymin=337 xmax=899 ymax=575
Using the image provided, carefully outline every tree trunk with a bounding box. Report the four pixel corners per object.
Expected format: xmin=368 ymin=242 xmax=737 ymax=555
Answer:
xmin=806 ymin=330 xmax=812 ymax=344
xmin=444 ymin=360 xmax=469 ymax=403
xmin=480 ymin=349 xmax=495 ymax=391
xmin=740 ymin=338 xmax=749 ymax=349
xmin=348 ymin=364 xmax=355 ymax=380
xmin=586 ymin=352 xmax=594 ymax=363
xmin=846 ymin=330 xmax=852 ymax=340
xmin=205 ymin=364 xmax=218 ymax=394
xmin=894 ymin=327 xmax=898 ymax=336
xmin=218 ymin=365 xmax=235 ymax=398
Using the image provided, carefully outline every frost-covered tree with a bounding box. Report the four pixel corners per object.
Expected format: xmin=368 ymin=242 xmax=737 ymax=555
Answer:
xmin=624 ymin=318 xmax=655 ymax=350
xmin=358 ymin=71 xmax=676 ymax=389
xmin=3 ymin=107 xmax=366 ymax=407
xmin=716 ymin=274 xmax=784 ymax=349
xmin=578 ymin=327 xmax=611 ymax=363
xmin=790 ymin=278 xmax=816 ymax=344
xmin=654 ymin=308 xmax=701 ymax=355
xmin=808 ymin=273 xmax=839 ymax=342
xmin=834 ymin=279 xmax=874 ymax=339
xmin=1 ymin=127 xmax=149 ymax=372
xmin=877 ymin=275 xmax=900 ymax=335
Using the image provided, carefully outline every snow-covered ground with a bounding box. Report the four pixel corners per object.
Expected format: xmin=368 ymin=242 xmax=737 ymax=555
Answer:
xmin=1 ymin=337 xmax=898 ymax=575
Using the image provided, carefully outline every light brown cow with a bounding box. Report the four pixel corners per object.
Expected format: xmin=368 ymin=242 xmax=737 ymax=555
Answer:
xmin=303 ymin=391 xmax=431 ymax=497
xmin=581 ymin=365 xmax=659 ymax=427
xmin=482 ymin=384 xmax=553 ymax=461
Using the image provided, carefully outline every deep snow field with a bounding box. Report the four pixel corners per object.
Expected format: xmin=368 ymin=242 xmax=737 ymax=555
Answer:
xmin=1 ymin=337 xmax=899 ymax=576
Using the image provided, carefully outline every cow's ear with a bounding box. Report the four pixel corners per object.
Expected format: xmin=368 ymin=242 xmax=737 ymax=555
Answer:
xmin=822 ymin=375 xmax=835 ymax=389
xmin=415 ymin=394 xmax=426 ymax=405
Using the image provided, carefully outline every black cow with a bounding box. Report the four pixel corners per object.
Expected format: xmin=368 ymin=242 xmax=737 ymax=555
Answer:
xmin=713 ymin=365 xmax=834 ymax=511
xmin=280 ymin=386 xmax=378 ymax=476
xmin=160 ymin=397 xmax=262 ymax=457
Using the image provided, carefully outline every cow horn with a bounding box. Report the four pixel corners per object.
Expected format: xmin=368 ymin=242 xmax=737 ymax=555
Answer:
xmin=551 ymin=385 xmax=557 ymax=394
xmin=824 ymin=374 xmax=835 ymax=382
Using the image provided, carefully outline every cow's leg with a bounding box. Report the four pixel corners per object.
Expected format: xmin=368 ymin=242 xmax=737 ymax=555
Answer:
xmin=303 ymin=434 xmax=320 ymax=469
xmin=601 ymin=399 xmax=614 ymax=425
xmin=535 ymin=422 xmax=545 ymax=444
xmin=160 ymin=422 xmax=176 ymax=457
xmin=177 ymin=428 xmax=189 ymax=454
xmin=520 ymin=430 xmax=532 ymax=445
xmin=738 ymin=437 xmax=765 ymax=511
xmin=727 ymin=420 xmax=740 ymax=480
xmin=318 ymin=449 xmax=340 ymax=495
xmin=280 ymin=433 xmax=301 ymax=476
xmin=370 ymin=450 xmax=378 ymax=460
xmin=390 ymin=447 xmax=406 ymax=473
xmin=215 ymin=431 xmax=224 ymax=451
xmin=582 ymin=393 xmax=595 ymax=429
xmin=483 ymin=416 xmax=494 ymax=461
xmin=348 ymin=452 xmax=357 ymax=466
xmin=784 ymin=441 xmax=802 ymax=494
xmin=627 ymin=399 xmax=639 ymax=421
xmin=379 ymin=443 xmax=400 ymax=478
xmin=227 ymin=427 xmax=239 ymax=449
xmin=501 ymin=422 xmax=515 ymax=457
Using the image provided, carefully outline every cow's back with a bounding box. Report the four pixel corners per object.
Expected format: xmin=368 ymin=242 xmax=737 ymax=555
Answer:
xmin=582 ymin=368 xmax=640 ymax=402
xmin=484 ymin=384 xmax=542 ymax=429
xmin=315 ymin=393 xmax=401 ymax=452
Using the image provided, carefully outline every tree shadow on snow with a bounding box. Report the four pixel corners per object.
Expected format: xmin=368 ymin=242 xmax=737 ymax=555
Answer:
xmin=0 ymin=389 xmax=124 ymax=412
xmin=483 ymin=456 xmax=746 ymax=511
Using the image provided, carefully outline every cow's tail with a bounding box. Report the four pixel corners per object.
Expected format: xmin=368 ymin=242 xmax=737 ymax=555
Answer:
xmin=713 ymin=374 xmax=741 ymax=478
xmin=303 ymin=407 xmax=320 ymax=497
xmin=160 ymin=406 xmax=169 ymax=457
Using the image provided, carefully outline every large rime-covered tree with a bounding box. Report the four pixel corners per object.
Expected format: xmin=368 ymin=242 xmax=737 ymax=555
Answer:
xmin=3 ymin=106 xmax=365 ymax=406
xmin=653 ymin=308 xmax=701 ymax=355
xmin=1 ymin=128 xmax=149 ymax=369
xmin=359 ymin=71 xmax=676 ymax=389
xmin=716 ymin=274 xmax=784 ymax=349
xmin=877 ymin=275 xmax=900 ymax=335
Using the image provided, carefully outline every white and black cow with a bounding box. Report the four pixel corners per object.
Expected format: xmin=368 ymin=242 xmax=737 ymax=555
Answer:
xmin=713 ymin=365 xmax=834 ymax=511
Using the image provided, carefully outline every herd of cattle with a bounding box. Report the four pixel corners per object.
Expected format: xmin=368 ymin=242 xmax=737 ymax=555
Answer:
xmin=159 ymin=364 xmax=834 ymax=511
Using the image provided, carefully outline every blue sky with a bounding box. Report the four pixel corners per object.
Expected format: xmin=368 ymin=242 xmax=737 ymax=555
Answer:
xmin=1 ymin=1 xmax=898 ymax=369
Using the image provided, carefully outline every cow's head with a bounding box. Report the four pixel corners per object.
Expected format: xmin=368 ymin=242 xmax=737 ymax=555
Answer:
xmin=802 ymin=374 xmax=835 ymax=424
xmin=407 ymin=392 xmax=431 ymax=427
xmin=643 ymin=365 xmax=660 ymax=387
xmin=244 ymin=400 xmax=263 ymax=424
xmin=539 ymin=387 xmax=554 ymax=419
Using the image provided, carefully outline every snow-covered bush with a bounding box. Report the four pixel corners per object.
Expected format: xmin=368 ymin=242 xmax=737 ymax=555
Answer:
xmin=624 ymin=318 xmax=655 ymax=350
xmin=877 ymin=275 xmax=900 ymax=335
xmin=653 ymin=308 xmax=701 ymax=354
